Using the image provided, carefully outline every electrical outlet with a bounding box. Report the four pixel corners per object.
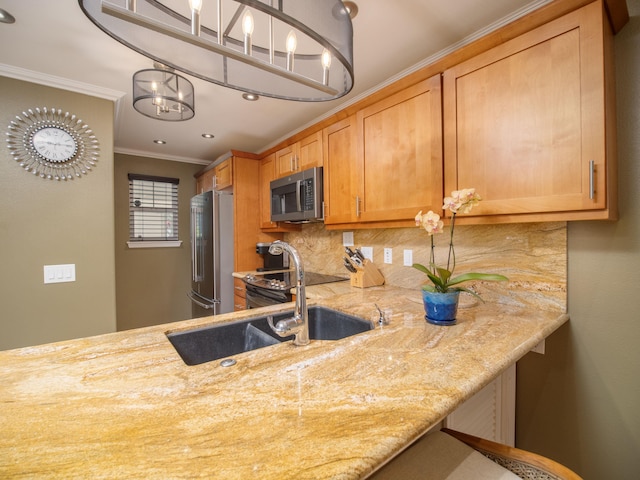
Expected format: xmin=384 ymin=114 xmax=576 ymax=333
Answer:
xmin=384 ymin=248 xmax=392 ymax=264
xmin=403 ymin=249 xmax=413 ymax=266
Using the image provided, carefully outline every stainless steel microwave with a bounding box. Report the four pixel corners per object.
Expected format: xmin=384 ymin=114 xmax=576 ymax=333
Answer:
xmin=270 ymin=166 xmax=323 ymax=223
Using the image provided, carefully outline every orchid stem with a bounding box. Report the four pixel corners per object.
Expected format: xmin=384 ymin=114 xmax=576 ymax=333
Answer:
xmin=446 ymin=213 xmax=456 ymax=274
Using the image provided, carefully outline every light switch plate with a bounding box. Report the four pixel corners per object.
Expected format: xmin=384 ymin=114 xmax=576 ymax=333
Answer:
xmin=403 ymin=249 xmax=413 ymax=266
xmin=342 ymin=231 xmax=354 ymax=246
xmin=384 ymin=248 xmax=392 ymax=264
xmin=44 ymin=264 xmax=76 ymax=284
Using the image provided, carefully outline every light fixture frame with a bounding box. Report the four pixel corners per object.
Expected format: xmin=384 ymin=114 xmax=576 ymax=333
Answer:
xmin=79 ymin=0 xmax=354 ymax=102
xmin=132 ymin=68 xmax=195 ymax=121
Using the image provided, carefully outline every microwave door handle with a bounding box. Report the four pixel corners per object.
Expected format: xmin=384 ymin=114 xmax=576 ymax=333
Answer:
xmin=296 ymin=179 xmax=303 ymax=212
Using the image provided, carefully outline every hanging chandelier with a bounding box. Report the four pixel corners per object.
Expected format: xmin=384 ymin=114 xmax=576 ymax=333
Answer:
xmin=133 ymin=65 xmax=195 ymax=120
xmin=79 ymin=0 xmax=355 ymax=102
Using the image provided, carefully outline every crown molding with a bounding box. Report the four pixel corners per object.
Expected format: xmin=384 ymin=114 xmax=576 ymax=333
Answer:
xmin=0 ymin=63 xmax=126 ymax=102
xmin=114 ymin=147 xmax=211 ymax=165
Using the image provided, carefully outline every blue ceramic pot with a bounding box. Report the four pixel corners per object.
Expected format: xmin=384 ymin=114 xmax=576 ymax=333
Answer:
xmin=422 ymin=290 xmax=460 ymax=326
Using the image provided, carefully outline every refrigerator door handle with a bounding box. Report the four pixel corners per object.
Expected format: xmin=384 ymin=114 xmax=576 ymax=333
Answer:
xmin=190 ymin=206 xmax=197 ymax=282
xmin=188 ymin=291 xmax=220 ymax=310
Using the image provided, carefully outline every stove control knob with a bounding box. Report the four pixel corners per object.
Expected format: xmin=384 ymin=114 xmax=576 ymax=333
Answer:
xmin=244 ymin=274 xmax=256 ymax=283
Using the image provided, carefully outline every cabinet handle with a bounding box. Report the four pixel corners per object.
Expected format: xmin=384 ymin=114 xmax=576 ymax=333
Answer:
xmin=356 ymin=195 xmax=361 ymax=217
xmin=213 ymin=175 xmax=217 ymax=190
xmin=290 ymin=155 xmax=294 ymax=172
xmin=589 ymin=160 xmax=595 ymax=200
xmin=295 ymin=154 xmax=299 ymax=171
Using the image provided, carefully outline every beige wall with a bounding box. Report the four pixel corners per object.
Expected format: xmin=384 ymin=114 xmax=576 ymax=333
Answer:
xmin=0 ymin=76 xmax=116 ymax=350
xmin=516 ymin=2 xmax=640 ymax=478
xmin=114 ymin=154 xmax=202 ymax=331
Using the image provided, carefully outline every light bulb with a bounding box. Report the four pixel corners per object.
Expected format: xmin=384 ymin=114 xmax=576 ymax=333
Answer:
xmin=242 ymin=10 xmax=254 ymax=55
xmin=286 ymin=31 xmax=297 ymax=71
xmin=189 ymin=0 xmax=202 ymax=35
xmin=321 ymin=49 xmax=331 ymax=85
xmin=242 ymin=11 xmax=254 ymax=36
xmin=188 ymin=0 xmax=202 ymax=13
xmin=321 ymin=49 xmax=331 ymax=69
xmin=286 ymin=31 xmax=297 ymax=54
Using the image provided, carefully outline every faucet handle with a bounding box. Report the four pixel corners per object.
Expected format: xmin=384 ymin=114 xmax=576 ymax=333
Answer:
xmin=267 ymin=314 xmax=302 ymax=337
xmin=374 ymin=304 xmax=389 ymax=326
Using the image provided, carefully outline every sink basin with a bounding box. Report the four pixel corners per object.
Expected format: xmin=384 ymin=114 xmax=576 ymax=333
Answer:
xmin=167 ymin=306 xmax=373 ymax=366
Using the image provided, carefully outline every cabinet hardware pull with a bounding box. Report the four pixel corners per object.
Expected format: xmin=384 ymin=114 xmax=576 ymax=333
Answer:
xmin=356 ymin=195 xmax=361 ymax=217
xmin=589 ymin=160 xmax=595 ymax=200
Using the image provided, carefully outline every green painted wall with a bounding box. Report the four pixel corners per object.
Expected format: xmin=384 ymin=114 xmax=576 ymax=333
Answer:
xmin=0 ymin=76 xmax=116 ymax=350
xmin=516 ymin=2 xmax=640 ymax=477
xmin=114 ymin=154 xmax=202 ymax=331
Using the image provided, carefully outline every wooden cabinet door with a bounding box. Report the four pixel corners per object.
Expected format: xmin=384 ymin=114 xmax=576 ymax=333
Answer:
xmin=259 ymin=153 xmax=278 ymax=229
xmin=195 ymin=168 xmax=216 ymax=194
xmin=357 ymin=75 xmax=444 ymax=222
xmin=275 ymin=144 xmax=296 ymax=178
xmin=275 ymin=131 xmax=323 ymax=178
xmin=298 ymin=131 xmax=323 ymax=171
xmin=233 ymin=277 xmax=246 ymax=311
xmin=323 ymin=115 xmax=359 ymax=224
xmin=444 ymin=2 xmax=611 ymax=219
xmin=214 ymin=159 xmax=233 ymax=190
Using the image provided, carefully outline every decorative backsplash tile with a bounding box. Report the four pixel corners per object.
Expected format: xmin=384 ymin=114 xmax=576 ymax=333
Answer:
xmin=285 ymin=222 xmax=567 ymax=311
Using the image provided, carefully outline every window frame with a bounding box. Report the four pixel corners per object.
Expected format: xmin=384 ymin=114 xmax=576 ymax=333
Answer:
xmin=127 ymin=173 xmax=182 ymax=249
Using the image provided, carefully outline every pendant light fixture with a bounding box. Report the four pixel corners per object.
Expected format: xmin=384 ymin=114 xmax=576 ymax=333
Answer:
xmin=79 ymin=0 xmax=354 ymax=102
xmin=132 ymin=64 xmax=195 ymax=121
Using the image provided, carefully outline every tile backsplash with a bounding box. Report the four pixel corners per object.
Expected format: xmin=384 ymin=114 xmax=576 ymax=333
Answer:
xmin=284 ymin=222 xmax=567 ymax=311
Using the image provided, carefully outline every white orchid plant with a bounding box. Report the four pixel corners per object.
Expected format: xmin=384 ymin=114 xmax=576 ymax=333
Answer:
xmin=413 ymin=188 xmax=508 ymax=299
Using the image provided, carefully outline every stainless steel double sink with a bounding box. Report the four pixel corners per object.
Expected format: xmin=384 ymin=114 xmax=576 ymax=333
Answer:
xmin=167 ymin=306 xmax=373 ymax=366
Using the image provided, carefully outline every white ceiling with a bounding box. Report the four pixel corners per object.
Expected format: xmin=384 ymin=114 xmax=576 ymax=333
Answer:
xmin=0 ymin=0 xmax=549 ymax=165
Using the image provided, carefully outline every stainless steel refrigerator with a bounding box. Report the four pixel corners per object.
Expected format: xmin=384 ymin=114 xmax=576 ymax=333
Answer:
xmin=188 ymin=190 xmax=234 ymax=318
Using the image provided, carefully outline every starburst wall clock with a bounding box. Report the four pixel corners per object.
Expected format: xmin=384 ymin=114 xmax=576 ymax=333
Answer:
xmin=6 ymin=107 xmax=100 ymax=180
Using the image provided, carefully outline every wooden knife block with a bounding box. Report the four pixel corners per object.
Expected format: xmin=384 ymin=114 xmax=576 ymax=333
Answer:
xmin=350 ymin=260 xmax=385 ymax=288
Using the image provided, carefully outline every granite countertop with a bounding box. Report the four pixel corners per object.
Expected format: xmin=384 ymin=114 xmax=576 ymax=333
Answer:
xmin=0 ymin=285 xmax=568 ymax=479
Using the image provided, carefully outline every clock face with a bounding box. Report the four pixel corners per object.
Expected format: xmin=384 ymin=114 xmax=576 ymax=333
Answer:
xmin=32 ymin=127 xmax=77 ymax=162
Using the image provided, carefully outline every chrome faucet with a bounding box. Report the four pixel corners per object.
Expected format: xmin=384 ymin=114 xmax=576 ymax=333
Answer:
xmin=266 ymin=241 xmax=310 ymax=346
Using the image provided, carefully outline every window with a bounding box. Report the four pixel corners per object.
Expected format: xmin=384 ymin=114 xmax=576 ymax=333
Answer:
xmin=128 ymin=174 xmax=180 ymax=247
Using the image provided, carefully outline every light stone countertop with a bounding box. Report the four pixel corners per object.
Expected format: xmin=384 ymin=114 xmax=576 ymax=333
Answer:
xmin=0 ymin=285 xmax=568 ymax=479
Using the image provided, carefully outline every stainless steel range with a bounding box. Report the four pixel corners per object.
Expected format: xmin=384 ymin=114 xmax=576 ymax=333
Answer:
xmin=243 ymin=271 xmax=348 ymax=309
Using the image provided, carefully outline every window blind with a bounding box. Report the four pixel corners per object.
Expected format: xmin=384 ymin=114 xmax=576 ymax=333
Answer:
xmin=128 ymin=174 xmax=179 ymax=242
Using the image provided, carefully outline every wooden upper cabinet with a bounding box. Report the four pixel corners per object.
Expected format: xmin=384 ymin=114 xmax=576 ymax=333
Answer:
xmin=214 ymin=158 xmax=233 ymax=191
xmin=357 ymin=75 xmax=443 ymax=222
xmin=324 ymin=75 xmax=443 ymax=226
xmin=444 ymin=1 xmax=616 ymax=221
xmin=195 ymin=168 xmax=215 ymax=194
xmin=259 ymin=153 xmax=278 ymax=230
xmin=323 ymin=115 xmax=359 ymax=224
xmin=275 ymin=131 xmax=323 ymax=178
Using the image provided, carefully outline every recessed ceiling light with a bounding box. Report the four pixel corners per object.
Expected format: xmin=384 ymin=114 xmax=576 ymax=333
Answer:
xmin=0 ymin=8 xmax=16 ymax=24
xmin=202 ymin=133 xmax=215 ymax=139
xmin=153 ymin=139 xmax=166 ymax=145
xmin=242 ymin=93 xmax=259 ymax=101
